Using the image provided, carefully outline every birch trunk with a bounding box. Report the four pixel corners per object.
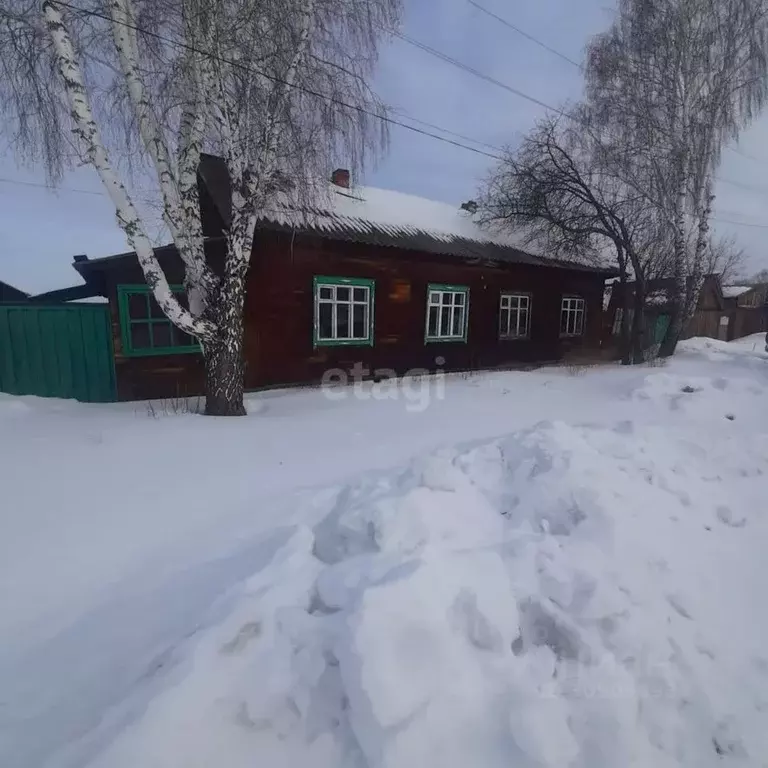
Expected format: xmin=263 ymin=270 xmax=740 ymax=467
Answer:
xmin=43 ymin=0 xmax=212 ymax=341
xmin=203 ymin=198 xmax=257 ymax=415
xmin=659 ymin=164 xmax=689 ymax=358
xmin=204 ymin=264 xmax=247 ymax=416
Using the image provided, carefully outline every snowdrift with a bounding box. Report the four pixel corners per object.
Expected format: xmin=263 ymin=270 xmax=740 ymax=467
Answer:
xmin=93 ymin=403 xmax=768 ymax=767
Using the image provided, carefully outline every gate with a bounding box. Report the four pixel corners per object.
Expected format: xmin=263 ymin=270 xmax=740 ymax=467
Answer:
xmin=0 ymin=304 xmax=116 ymax=402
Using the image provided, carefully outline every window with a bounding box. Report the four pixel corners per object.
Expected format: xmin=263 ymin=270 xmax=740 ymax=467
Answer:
xmin=741 ymin=290 xmax=763 ymax=308
xmin=314 ymin=276 xmax=374 ymax=346
xmin=560 ymin=296 xmax=586 ymax=337
xmin=425 ymin=284 xmax=469 ymax=342
xmin=612 ymin=307 xmax=635 ymax=335
xmin=499 ymin=293 xmax=530 ymax=339
xmin=117 ymin=284 xmax=200 ymax=357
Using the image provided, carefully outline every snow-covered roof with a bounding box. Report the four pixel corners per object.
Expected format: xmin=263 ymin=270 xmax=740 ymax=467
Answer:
xmin=197 ymin=154 xmax=614 ymax=274
xmin=722 ymin=285 xmax=753 ymax=299
xmin=265 ymin=184 xmax=518 ymax=248
xmin=257 ymin=184 xmax=612 ymax=272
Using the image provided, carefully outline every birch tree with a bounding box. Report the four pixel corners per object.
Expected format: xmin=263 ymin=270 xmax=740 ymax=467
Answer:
xmin=0 ymin=0 xmax=400 ymax=414
xmin=479 ymin=113 xmax=664 ymax=364
xmin=586 ymin=0 xmax=768 ymax=356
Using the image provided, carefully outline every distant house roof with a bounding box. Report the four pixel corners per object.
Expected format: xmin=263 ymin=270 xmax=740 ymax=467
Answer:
xmin=197 ymin=154 xmax=615 ymax=276
xmin=609 ymin=274 xmax=725 ymax=312
xmin=0 ymin=280 xmax=28 ymax=302
xmin=722 ymin=285 xmax=753 ymax=299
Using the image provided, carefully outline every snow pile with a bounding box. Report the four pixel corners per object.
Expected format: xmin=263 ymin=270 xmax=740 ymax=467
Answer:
xmin=93 ymin=416 xmax=768 ymax=768
xmin=678 ymin=334 xmax=768 ymax=362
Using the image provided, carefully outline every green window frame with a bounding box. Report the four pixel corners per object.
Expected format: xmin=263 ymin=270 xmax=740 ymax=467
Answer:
xmin=313 ymin=276 xmax=375 ymax=347
xmin=425 ymin=283 xmax=469 ymax=343
xmin=117 ymin=284 xmax=201 ymax=357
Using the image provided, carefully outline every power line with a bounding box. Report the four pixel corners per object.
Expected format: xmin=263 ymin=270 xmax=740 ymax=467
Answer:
xmin=467 ymin=2 xmax=768 ymax=168
xmin=466 ymin=0 xmax=583 ymax=70
xmin=388 ymin=108 xmax=507 ymax=154
xmin=390 ymin=28 xmax=580 ymax=124
xmin=0 ymin=175 xmax=105 ymax=196
xmin=37 ymin=2 xmax=768 ymax=233
xmin=52 ymin=0 xmax=505 ymax=164
xmin=716 ymin=175 xmax=768 ymax=195
xmin=0 ymin=175 xmax=158 ymax=205
xmin=711 ymin=214 xmax=768 ymax=230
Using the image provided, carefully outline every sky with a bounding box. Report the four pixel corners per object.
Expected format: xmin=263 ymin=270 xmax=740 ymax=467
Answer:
xmin=2 ymin=0 xmax=768 ymax=294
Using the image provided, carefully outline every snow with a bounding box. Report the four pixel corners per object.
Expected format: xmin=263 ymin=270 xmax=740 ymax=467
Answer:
xmin=263 ymin=182 xmax=527 ymax=249
xmin=646 ymin=287 xmax=671 ymax=306
xmin=722 ymin=285 xmax=753 ymax=299
xmin=2 ymin=339 xmax=768 ymax=767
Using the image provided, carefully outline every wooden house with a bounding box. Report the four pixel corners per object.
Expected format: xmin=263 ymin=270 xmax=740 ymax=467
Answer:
xmin=720 ymin=284 xmax=768 ymax=340
xmin=69 ymin=157 xmax=615 ymax=402
xmin=605 ymin=274 xmax=768 ymax=348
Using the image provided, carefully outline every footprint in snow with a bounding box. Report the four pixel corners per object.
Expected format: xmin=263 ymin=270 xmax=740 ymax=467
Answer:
xmin=220 ymin=620 xmax=262 ymax=655
xmin=716 ymin=505 xmax=747 ymax=528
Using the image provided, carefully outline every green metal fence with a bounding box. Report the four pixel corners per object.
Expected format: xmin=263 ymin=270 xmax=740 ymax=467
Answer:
xmin=0 ymin=304 xmax=116 ymax=402
xmin=652 ymin=314 xmax=671 ymax=345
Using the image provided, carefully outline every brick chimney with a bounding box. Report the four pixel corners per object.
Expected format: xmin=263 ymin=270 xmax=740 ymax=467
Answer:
xmin=331 ymin=168 xmax=350 ymax=189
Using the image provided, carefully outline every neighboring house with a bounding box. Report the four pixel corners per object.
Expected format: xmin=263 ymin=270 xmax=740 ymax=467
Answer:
xmin=0 ymin=280 xmax=28 ymax=303
xmin=605 ymin=274 xmax=767 ymax=347
xmin=0 ymin=278 xmax=114 ymax=402
xmin=721 ymin=284 xmax=768 ymax=340
xmin=67 ymin=156 xmax=614 ymax=401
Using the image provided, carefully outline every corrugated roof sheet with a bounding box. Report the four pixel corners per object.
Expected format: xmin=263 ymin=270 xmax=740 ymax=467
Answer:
xmin=199 ymin=154 xmax=614 ymax=275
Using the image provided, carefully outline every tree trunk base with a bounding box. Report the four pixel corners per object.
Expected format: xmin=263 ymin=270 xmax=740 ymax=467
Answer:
xmin=204 ymin=395 xmax=246 ymax=417
xmin=203 ymin=336 xmax=246 ymax=416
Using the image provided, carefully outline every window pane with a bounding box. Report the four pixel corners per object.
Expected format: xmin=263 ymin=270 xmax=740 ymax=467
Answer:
xmin=508 ymin=296 xmax=519 ymax=311
xmin=319 ymin=286 xmax=333 ymax=300
xmin=353 ymin=287 xmax=367 ymax=302
xmin=128 ymin=293 xmax=148 ymax=319
xmin=149 ymin=295 xmax=166 ymax=319
xmin=429 ymin=292 xmax=441 ymax=304
xmin=318 ymin=303 xmax=333 ymax=339
xmin=173 ymin=325 xmax=196 ymax=347
xmin=452 ymin=306 xmax=464 ymax=336
xmin=428 ymin=306 xmax=439 ymax=337
xmin=520 ymin=309 xmax=529 ymax=336
xmin=500 ymin=307 xmax=509 ymax=336
xmin=353 ymin=303 xmax=367 ymax=338
xmin=500 ymin=295 xmax=510 ymax=310
xmin=441 ymin=306 xmax=451 ymax=335
xmin=152 ymin=322 xmax=172 ymax=348
xmin=561 ymin=310 xmax=569 ymax=334
xmin=454 ymin=292 xmax=465 ymax=306
xmin=575 ymin=311 xmax=584 ymax=335
xmin=520 ymin=296 xmax=529 ymax=310
xmin=336 ymin=286 xmax=350 ymax=302
xmin=337 ymin=303 xmax=350 ymax=339
xmin=131 ymin=322 xmax=151 ymax=349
